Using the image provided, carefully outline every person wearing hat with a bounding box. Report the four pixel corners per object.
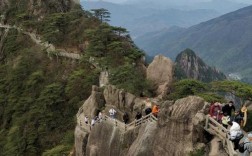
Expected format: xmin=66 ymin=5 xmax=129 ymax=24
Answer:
xmin=241 ymin=133 xmax=252 ymax=156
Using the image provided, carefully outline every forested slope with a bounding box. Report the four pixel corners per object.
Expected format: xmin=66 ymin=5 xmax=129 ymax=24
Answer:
xmin=0 ymin=0 xmax=151 ymax=155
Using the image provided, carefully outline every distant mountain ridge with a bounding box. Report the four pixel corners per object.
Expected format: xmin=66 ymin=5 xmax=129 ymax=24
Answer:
xmin=136 ymin=5 xmax=252 ymax=83
xmin=125 ymin=0 xmax=249 ymax=14
xmin=81 ymin=1 xmax=220 ymax=38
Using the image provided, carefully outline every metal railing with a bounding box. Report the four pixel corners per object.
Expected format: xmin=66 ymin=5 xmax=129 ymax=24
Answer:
xmin=76 ymin=109 xmax=158 ymax=133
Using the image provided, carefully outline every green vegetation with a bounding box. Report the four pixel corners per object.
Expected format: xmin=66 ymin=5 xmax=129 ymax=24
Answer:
xmin=211 ymin=80 xmax=252 ymax=101
xmin=109 ymin=64 xmax=154 ymax=96
xmin=0 ymin=2 xmax=150 ymax=155
xmin=0 ymin=43 xmax=99 ymax=155
xmin=167 ymin=79 xmax=207 ymax=100
xmin=189 ymin=148 xmax=205 ymax=156
xmin=90 ymin=8 xmax=111 ymax=22
xmin=166 ymin=79 xmax=252 ymax=103
xmin=166 ymin=79 xmax=224 ymax=102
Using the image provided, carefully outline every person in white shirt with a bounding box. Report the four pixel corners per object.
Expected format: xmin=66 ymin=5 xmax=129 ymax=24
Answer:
xmin=98 ymin=112 xmax=103 ymax=122
xmin=109 ymin=108 xmax=116 ymax=119
xmin=229 ymin=121 xmax=243 ymax=150
xmin=91 ymin=118 xmax=96 ymax=127
xmin=84 ymin=116 xmax=89 ymax=124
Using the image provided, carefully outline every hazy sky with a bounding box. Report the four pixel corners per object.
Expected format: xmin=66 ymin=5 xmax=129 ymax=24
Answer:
xmin=80 ymin=0 xmax=252 ymax=4
xmin=81 ymin=0 xmax=127 ymax=3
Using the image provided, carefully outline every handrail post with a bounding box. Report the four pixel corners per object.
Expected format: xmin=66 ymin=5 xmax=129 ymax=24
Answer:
xmin=205 ymin=115 xmax=209 ymax=129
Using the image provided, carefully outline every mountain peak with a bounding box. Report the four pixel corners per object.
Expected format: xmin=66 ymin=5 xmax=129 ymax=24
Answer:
xmin=175 ymin=49 xmax=226 ymax=82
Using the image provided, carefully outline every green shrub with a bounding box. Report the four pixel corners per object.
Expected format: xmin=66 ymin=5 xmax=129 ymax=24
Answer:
xmin=189 ymin=148 xmax=205 ymax=156
xmin=42 ymin=145 xmax=72 ymax=156
xmin=167 ymin=79 xmax=207 ymax=100
xmin=110 ymin=64 xmax=154 ymax=96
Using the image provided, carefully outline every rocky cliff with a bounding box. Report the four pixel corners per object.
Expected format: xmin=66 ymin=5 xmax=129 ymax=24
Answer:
xmin=175 ymin=49 xmax=226 ymax=82
xmin=75 ymin=85 xmax=211 ymax=156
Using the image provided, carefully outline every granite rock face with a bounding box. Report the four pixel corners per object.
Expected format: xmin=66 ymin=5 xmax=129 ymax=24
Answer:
xmin=75 ymin=126 xmax=89 ymax=156
xmin=147 ymin=55 xmax=174 ymax=98
xmin=81 ymin=85 xmax=105 ymax=118
xmin=151 ymin=96 xmax=207 ymax=156
xmin=75 ymin=90 xmax=209 ymax=156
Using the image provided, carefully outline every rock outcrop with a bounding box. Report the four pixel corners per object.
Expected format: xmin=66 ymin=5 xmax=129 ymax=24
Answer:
xmin=81 ymin=85 xmax=105 ymax=117
xmin=75 ymin=87 xmax=210 ymax=156
xmin=175 ymin=49 xmax=226 ymax=82
xmin=147 ymin=55 xmax=174 ymax=98
xmin=75 ymin=126 xmax=89 ymax=156
xmin=151 ymin=96 xmax=207 ymax=156
xmin=86 ymin=122 xmax=122 ymax=156
xmin=99 ymin=71 xmax=109 ymax=87
xmin=103 ymin=85 xmax=152 ymax=121
xmin=125 ymin=96 xmax=208 ymax=156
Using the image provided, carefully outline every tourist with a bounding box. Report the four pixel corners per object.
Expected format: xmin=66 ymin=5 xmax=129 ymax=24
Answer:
xmin=222 ymin=101 xmax=235 ymax=116
xmin=209 ymin=102 xmax=222 ymax=121
xmin=123 ymin=112 xmax=129 ymax=124
xmin=228 ymin=121 xmax=244 ymax=150
xmin=152 ymin=104 xmax=160 ymax=118
xmin=240 ymin=133 xmax=252 ymax=156
xmin=109 ymin=108 xmax=116 ymax=119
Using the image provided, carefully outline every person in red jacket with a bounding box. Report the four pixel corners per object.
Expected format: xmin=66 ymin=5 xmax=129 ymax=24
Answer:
xmin=209 ymin=102 xmax=222 ymax=121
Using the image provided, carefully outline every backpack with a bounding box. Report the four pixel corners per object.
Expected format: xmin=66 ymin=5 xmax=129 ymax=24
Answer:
xmin=238 ymin=142 xmax=249 ymax=153
xmin=236 ymin=133 xmax=244 ymax=140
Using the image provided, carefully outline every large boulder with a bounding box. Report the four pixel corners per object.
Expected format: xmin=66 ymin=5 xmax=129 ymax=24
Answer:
xmin=125 ymin=96 xmax=208 ymax=156
xmin=103 ymin=85 xmax=135 ymax=110
xmin=151 ymin=96 xmax=208 ymax=156
xmin=147 ymin=55 xmax=174 ymax=98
